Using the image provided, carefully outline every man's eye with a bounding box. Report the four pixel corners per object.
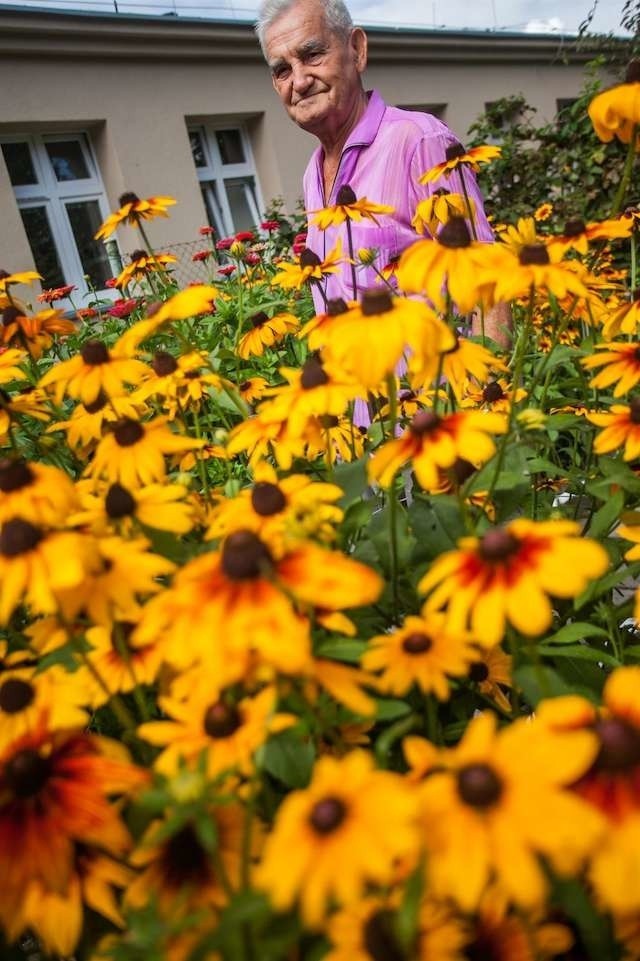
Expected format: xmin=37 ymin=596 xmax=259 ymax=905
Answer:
xmin=273 ymin=65 xmax=291 ymax=81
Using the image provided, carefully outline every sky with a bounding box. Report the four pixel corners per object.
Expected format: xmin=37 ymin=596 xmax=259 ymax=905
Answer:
xmin=0 ymin=0 xmax=628 ymax=34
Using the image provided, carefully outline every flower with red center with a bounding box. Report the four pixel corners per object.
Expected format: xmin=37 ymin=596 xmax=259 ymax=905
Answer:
xmin=261 ymin=219 xmax=281 ymax=232
xmin=418 ymin=143 xmax=501 ymax=184
xmin=588 ymin=60 xmax=640 ymax=146
xmin=192 ymin=248 xmax=213 ymax=262
xmin=217 ymin=264 xmax=236 ymax=277
xmin=309 ymin=185 xmax=394 ymax=230
xmin=94 ymin=193 xmax=176 ymax=241
xmin=215 ymin=236 xmax=234 ymax=251
xmin=534 ymin=202 xmax=554 ymax=222
xmin=199 ymin=225 xmax=215 ymax=236
xmin=369 ymin=409 xmax=506 ymax=490
xmin=587 ymin=398 xmax=640 ymax=460
xmin=106 ymin=297 xmax=140 ymax=319
xmin=582 ymin=341 xmax=640 ymax=396
xmin=0 ymin=726 xmax=146 ymax=944
xmin=37 ymin=284 xmax=76 ymax=304
xmin=256 ymin=750 xmax=418 ymax=925
xmin=419 ymin=519 xmax=609 ymax=647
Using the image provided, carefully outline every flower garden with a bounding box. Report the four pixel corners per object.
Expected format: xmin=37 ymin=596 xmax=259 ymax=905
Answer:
xmin=0 ymin=58 xmax=640 ymax=961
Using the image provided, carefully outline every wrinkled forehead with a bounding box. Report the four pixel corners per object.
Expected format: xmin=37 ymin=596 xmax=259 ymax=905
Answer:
xmin=264 ymin=0 xmax=341 ymax=62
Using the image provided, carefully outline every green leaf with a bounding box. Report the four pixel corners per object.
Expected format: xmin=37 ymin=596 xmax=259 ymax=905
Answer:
xmin=542 ymin=622 xmax=609 ymax=645
xmin=513 ymin=665 xmax=575 ymax=707
xmin=575 ymin=565 xmax=635 ymax=611
xmin=551 ymin=878 xmax=619 ymax=961
xmin=537 ymin=643 xmax=620 ymax=667
xmin=259 ymin=730 xmax=315 ymax=788
xmin=408 ymin=494 xmax=464 ymax=565
xmin=334 ymin=458 xmax=369 ymax=506
xmin=375 ymin=698 xmax=411 ymax=721
xmin=314 ymin=638 xmax=367 ymax=664
xmin=584 ymin=490 xmax=624 ymax=538
xmin=397 ymin=860 xmax=425 ymax=951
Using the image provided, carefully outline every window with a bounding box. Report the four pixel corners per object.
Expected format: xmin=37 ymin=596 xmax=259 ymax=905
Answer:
xmin=1 ymin=133 xmax=113 ymax=298
xmin=188 ymin=124 xmax=262 ymax=236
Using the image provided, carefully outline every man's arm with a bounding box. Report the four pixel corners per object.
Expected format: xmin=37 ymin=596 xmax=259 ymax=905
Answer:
xmin=472 ymin=302 xmax=512 ymax=350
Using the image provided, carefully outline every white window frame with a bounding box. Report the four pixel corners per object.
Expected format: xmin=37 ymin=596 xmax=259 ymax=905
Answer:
xmin=188 ymin=123 xmax=263 ymax=237
xmin=1 ymin=132 xmax=116 ymax=306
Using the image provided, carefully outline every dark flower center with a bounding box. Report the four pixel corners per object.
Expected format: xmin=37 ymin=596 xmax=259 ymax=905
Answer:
xmin=0 ymin=678 xmax=35 ymax=714
xmin=457 ymin=763 xmax=503 ymax=808
xmin=434 ymin=187 xmax=450 ymax=197
xmin=221 ymin=530 xmax=273 ymax=580
xmin=362 ymin=289 xmax=393 ymax=316
xmin=162 ymin=823 xmax=212 ymax=888
xmin=309 ymin=796 xmax=347 ymax=834
xmin=105 ymin=483 xmax=136 ymax=518
xmin=451 ymin=458 xmax=476 ymax=485
xmin=203 ymin=701 xmax=242 ymax=738
xmin=362 ymin=910 xmax=406 ymax=961
xmin=299 ymin=248 xmax=321 ymax=269
xmin=152 ymin=350 xmax=178 ymax=376
xmin=113 ymin=418 xmax=144 ymax=447
xmin=410 ymin=411 xmax=441 ymax=436
xmin=629 ymin=398 xmax=640 ymax=424
xmin=130 ymin=248 xmax=147 ymax=261
xmin=327 ymin=297 xmax=349 ymax=316
xmin=478 ymin=528 xmax=520 ymax=562
xmin=119 ymin=191 xmax=140 ymax=207
xmin=5 ymin=748 xmax=50 ymax=798
xmin=519 ymin=244 xmax=550 ymax=266
xmin=445 ymin=142 xmax=466 ymax=161
xmin=625 ymin=59 xmax=640 ymax=84
xmin=239 ymin=380 xmax=251 ymax=392
xmin=110 ymin=621 xmax=136 ymax=649
xmin=402 ymin=632 xmax=433 ymax=654
xmin=0 ymin=518 xmax=42 ymax=557
xmin=250 ymin=311 xmax=269 ymax=329
xmin=301 ymin=356 xmax=330 ymax=389
xmin=81 ymin=340 xmax=110 ymax=366
xmin=438 ymin=216 xmax=471 ymax=248
xmin=336 ymin=184 xmax=357 ymax=205
xmin=563 ymin=217 xmax=586 ymax=237
xmin=318 ymin=414 xmax=339 ymax=428
xmin=482 ymin=381 xmax=505 ymax=403
xmin=2 ymin=306 xmax=21 ymax=327
xmin=593 ymin=718 xmax=640 ymax=772
xmin=251 ymin=481 xmax=286 ymax=516
xmin=0 ymin=458 xmax=34 ymax=492
xmin=469 ymin=662 xmax=490 ymax=683
xmin=85 ymin=390 xmax=109 ymax=414
xmin=398 ymin=390 xmax=417 ymax=403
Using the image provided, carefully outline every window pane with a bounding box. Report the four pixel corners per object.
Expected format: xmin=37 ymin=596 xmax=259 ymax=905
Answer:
xmin=216 ymin=129 xmax=245 ymax=165
xmin=45 ymin=140 xmax=90 ymax=182
xmin=200 ymin=182 xmax=226 ymax=237
xmin=190 ymin=131 xmax=207 ymax=168
xmin=2 ymin=142 xmax=38 ymax=186
xmin=66 ymin=200 xmax=112 ymax=288
xmin=225 ymin=178 xmax=256 ymax=233
xmin=19 ymin=206 xmax=66 ymax=289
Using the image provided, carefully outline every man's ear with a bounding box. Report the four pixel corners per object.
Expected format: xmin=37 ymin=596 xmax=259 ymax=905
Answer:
xmin=350 ymin=27 xmax=368 ymax=73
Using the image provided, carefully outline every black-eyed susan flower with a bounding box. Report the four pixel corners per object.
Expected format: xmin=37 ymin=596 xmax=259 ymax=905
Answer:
xmin=588 ymin=398 xmax=640 ymax=460
xmin=412 ymin=189 xmax=476 ymax=236
xmin=226 ymin=412 xmax=306 ymax=470
xmin=429 ymin=336 xmax=506 ymax=403
xmin=369 ymin=409 xmax=506 ymax=490
xmin=397 ymin=217 xmax=506 ymax=313
xmin=237 ymin=375 xmax=269 ymax=405
xmin=84 ymin=415 xmax=205 ymax=489
xmin=83 ymin=620 xmax=162 ymax=705
xmin=146 ymin=283 xmax=218 ymax=326
xmin=418 ymin=143 xmax=501 ymax=184
xmin=547 ymin=216 xmax=633 ymax=257
xmin=309 ymin=185 xmax=394 ymax=230
xmin=534 ymin=202 xmax=554 ymax=222
xmin=487 ymin=241 xmax=593 ymax=304
xmin=0 ymin=269 xmax=41 ymax=292
xmin=467 ymin=645 xmax=513 ymax=714
xmin=460 ymin=376 xmax=527 ymax=413
xmin=419 ymin=519 xmax=608 ymax=648
xmin=39 ymin=338 xmax=149 ymax=406
xmin=362 ymin=611 xmax=480 ymax=699
xmin=94 ymin=192 xmax=176 ymax=241
xmin=271 ymin=239 xmax=343 ymax=290
xmin=304 ymin=413 xmax=367 ymax=464
xmin=1 ymin=306 xmax=76 ymax=359
xmin=138 ymin=685 xmax=294 ymax=778
xmin=256 ymin=750 xmax=418 ymax=925
xmin=70 ymin=479 xmax=195 ymax=535
xmin=237 ymin=310 xmax=299 ymax=359
xmin=261 ymin=355 xmax=362 ymax=436
xmin=582 ymin=342 xmax=640 ymax=397
xmin=462 ymin=889 xmax=574 ymax=961
xmin=601 ymin=290 xmax=640 ymax=339
xmin=588 ymin=60 xmax=640 ymax=146
xmin=0 ymin=348 xmax=26 ymax=386
xmin=499 ymin=216 xmax=544 ymax=256
xmin=0 ymin=727 xmax=145 ymax=943
xmin=0 ymin=458 xmax=78 ymax=525
xmin=415 ymin=711 xmax=604 ymax=911
xmin=46 ymin=391 xmax=146 ymax=454
xmin=115 ymin=249 xmax=177 ymax=289
xmin=0 ymin=664 xmax=88 ymax=751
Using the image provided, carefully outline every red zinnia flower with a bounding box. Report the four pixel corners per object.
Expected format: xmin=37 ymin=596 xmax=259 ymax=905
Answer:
xmin=107 ymin=298 xmax=140 ymax=319
xmin=261 ymin=220 xmax=281 ymax=232
xmin=235 ymin=231 xmax=255 ymax=242
xmin=216 ymin=237 xmax=234 ymax=251
xmin=37 ymin=285 xmax=76 ymax=304
xmin=217 ymin=265 xmax=236 ymax=277
xmin=199 ymin=225 xmax=215 ymax=236
xmin=192 ymin=249 xmax=213 ymax=262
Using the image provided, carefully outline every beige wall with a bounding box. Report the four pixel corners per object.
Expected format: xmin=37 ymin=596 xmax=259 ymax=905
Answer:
xmin=0 ymin=9 xmax=597 ymax=284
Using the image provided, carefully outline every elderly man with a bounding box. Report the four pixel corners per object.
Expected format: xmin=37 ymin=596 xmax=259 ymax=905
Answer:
xmin=256 ymin=0 xmax=509 ymax=343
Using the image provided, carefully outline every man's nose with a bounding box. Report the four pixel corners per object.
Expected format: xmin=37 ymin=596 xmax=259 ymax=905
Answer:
xmin=291 ymin=61 xmax=313 ymax=94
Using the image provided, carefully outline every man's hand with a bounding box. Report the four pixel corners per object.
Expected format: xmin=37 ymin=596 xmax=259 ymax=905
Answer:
xmin=472 ymin=301 xmax=512 ymax=350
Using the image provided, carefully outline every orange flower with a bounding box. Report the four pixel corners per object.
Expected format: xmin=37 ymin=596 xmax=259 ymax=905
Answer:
xmin=418 ymin=143 xmax=501 ymax=184
xmin=587 ymin=399 xmax=640 ymax=460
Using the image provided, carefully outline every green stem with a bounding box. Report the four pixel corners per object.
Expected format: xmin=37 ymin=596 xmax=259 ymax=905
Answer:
xmin=611 ymin=126 xmax=638 ymax=217
xmin=388 ymin=480 xmax=400 ymax=623
xmin=345 ymin=218 xmax=358 ymax=300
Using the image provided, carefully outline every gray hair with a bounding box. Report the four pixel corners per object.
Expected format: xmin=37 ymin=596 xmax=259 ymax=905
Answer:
xmin=255 ymin=0 xmax=354 ymax=58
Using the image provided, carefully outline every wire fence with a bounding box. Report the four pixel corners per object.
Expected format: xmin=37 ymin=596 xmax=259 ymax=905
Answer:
xmin=122 ymin=239 xmax=218 ymax=288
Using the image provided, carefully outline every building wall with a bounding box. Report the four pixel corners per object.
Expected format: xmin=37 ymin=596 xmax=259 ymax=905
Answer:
xmin=0 ymin=7 xmax=600 ymax=291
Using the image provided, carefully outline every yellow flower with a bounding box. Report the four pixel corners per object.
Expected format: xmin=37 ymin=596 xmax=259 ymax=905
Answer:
xmin=147 ymin=283 xmax=218 ymax=325
xmin=1 ymin=307 xmax=76 ymax=359
xmin=418 ymin=143 xmax=501 ymax=184
xmin=39 ymin=338 xmax=149 ymax=406
xmin=467 ymin=645 xmax=513 ymax=714
xmin=237 ymin=310 xmax=299 ymax=359
xmin=416 ymin=711 xmax=604 ymax=910
xmin=412 ymin=189 xmax=476 ymax=235
xmin=588 ymin=60 xmax=640 ymax=146
xmin=226 ymin=412 xmax=307 ymax=470
xmin=69 ymin=479 xmax=195 ymax=536
xmin=419 ymin=519 xmax=609 ymax=647
xmin=488 ymin=243 xmax=593 ymax=303
xmin=499 ymin=216 xmax=543 ymax=256
xmin=0 ymin=269 xmax=42 ymax=291
xmin=84 ymin=415 xmax=205 ymax=489
xmin=0 ymin=348 xmax=26 ymax=385
xmin=309 ymin=184 xmax=394 ymax=230
xmin=460 ymin=376 xmax=527 ymax=413
xmin=600 ymin=290 xmax=640 ymax=339
xmin=256 ymin=750 xmax=418 ymax=925
xmin=261 ymin=355 xmax=362 ymax=436
xmin=369 ymin=409 xmax=506 ymax=490
xmin=547 ymin=215 xmax=633 ymax=257
xmin=588 ymin=399 xmax=640 ymax=460
xmin=271 ymin=239 xmax=344 ymax=290
xmin=362 ymin=611 xmax=480 ymax=699
xmin=434 ymin=336 xmax=507 ymax=403
xmin=94 ymin=192 xmax=176 ymax=241
xmin=0 ymin=665 xmax=88 ymax=751
xmin=534 ymin=202 xmax=554 ymax=222
xmin=46 ymin=391 xmax=146 ymax=454
xmin=84 ymin=621 xmax=162 ymax=704
xmin=397 ymin=217 xmax=506 ymax=313
xmin=115 ymin=249 xmax=177 ymax=288
xmin=0 ymin=458 xmax=78 ymax=526
xmin=582 ymin=342 xmax=640 ymax=397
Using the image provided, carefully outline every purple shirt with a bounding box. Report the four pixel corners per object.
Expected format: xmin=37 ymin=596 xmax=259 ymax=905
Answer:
xmin=303 ymin=89 xmax=493 ymax=310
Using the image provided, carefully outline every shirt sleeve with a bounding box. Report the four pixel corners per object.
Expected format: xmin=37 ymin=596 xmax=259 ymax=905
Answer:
xmin=408 ymin=130 xmax=494 ymax=243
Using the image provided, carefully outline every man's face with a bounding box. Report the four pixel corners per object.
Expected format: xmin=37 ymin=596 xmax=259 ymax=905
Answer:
xmin=264 ymin=0 xmax=367 ymax=139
